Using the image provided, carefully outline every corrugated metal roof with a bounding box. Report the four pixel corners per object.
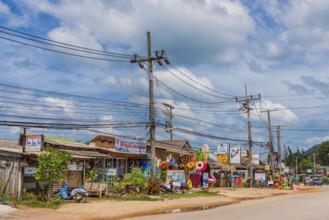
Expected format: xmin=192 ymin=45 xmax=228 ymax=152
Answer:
xmin=150 ymin=140 xmax=196 ymax=155
xmin=44 ymin=139 xmax=101 ymax=150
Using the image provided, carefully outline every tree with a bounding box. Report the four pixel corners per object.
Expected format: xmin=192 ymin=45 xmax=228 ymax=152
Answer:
xmin=298 ymin=158 xmax=313 ymax=173
xmin=315 ymin=141 xmax=329 ymax=165
xmin=35 ymin=147 xmax=72 ymax=199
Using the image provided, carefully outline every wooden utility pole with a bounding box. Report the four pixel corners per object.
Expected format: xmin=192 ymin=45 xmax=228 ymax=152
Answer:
xmin=162 ymin=103 xmax=175 ymax=140
xmin=130 ymin=32 xmax=170 ymax=178
xmin=260 ymin=109 xmax=277 ymax=176
xmin=236 ymin=86 xmax=261 ymax=187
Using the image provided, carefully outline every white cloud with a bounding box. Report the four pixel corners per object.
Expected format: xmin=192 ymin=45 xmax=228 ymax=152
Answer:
xmin=305 ymin=136 xmax=329 ymax=145
xmin=257 ymin=99 xmax=299 ymax=123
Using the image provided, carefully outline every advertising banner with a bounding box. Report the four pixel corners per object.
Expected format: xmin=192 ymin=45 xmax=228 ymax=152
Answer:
xmin=217 ymin=154 xmax=228 ymax=164
xmin=166 ymin=170 xmax=186 ymax=184
xmin=115 ymin=137 xmax=146 ymax=154
xmin=217 ymin=144 xmax=229 ymax=154
xmin=229 ymin=146 xmax=241 ymax=163
xmin=202 ymin=172 xmax=209 ymax=188
xmin=252 ymin=154 xmax=260 ymax=165
xmin=25 ymin=135 xmax=44 ymax=152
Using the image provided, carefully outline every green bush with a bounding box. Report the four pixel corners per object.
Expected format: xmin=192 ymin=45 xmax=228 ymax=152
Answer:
xmin=323 ymin=177 xmax=328 ymax=184
xmin=243 ymin=179 xmax=250 ymax=188
xmin=123 ymin=167 xmax=147 ymax=192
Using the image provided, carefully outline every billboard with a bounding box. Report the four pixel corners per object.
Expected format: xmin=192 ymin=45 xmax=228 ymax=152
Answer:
xmin=25 ymin=135 xmax=44 ymax=152
xmin=252 ymin=154 xmax=260 ymax=165
xmin=217 ymin=154 xmax=228 ymax=164
xmin=217 ymin=144 xmax=229 ymax=154
xmin=229 ymin=146 xmax=241 ymax=163
xmin=115 ymin=137 xmax=146 ymax=154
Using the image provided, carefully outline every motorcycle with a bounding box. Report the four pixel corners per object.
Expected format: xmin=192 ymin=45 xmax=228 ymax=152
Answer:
xmin=159 ymin=180 xmax=189 ymax=194
xmin=57 ymin=181 xmax=89 ymax=203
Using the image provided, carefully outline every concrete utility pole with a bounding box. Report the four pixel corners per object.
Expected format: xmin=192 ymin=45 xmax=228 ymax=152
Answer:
xmin=313 ymin=153 xmax=316 ymax=174
xmin=260 ymin=109 xmax=277 ymax=176
xmin=275 ymin=126 xmax=282 ymax=172
xmin=236 ymin=86 xmax=261 ymax=187
xmin=162 ymin=103 xmax=175 ymax=140
xmin=130 ymin=32 xmax=170 ymax=178
xmin=296 ymin=157 xmax=298 ymax=175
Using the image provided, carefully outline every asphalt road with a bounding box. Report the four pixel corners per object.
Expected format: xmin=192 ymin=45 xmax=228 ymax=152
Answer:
xmin=125 ymin=186 xmax=329 ymax=220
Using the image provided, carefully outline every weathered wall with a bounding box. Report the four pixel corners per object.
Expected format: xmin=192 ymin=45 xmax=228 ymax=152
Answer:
xmin=0 ymin=158 xmax=20 ymax=196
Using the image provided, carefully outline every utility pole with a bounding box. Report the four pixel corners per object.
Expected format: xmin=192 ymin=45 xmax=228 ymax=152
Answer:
xmin=236 ymin=86 xmax=261 ymax=187
xmin=162 ymin=103 xmax=175 ymax=140
xmin=313 ymin=153 xmax=316 ymax=174
xmin=130 ymin=32 xmax=170 ymax=178
xmin=260 ymin=109 xmax=277 ymax=176
xmin=296 ymin=157 xmax=298 ymax=176
xmin=274 ymin=126 xmax=282 ymax=172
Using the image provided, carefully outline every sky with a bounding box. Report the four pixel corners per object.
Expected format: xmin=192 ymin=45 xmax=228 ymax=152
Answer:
xmin=0 ymin=0 xmax=329 ymax=159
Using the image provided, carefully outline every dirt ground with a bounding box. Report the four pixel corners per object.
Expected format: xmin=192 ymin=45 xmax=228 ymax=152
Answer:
xmin=1 ymin=185 xmax=322 ymax=220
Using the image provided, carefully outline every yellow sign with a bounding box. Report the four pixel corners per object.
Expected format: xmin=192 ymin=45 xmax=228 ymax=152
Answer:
xmin=217 ymin=154 xmax=228 ymax=164
xmin=265 ymin=165 xmax=270 ymax=171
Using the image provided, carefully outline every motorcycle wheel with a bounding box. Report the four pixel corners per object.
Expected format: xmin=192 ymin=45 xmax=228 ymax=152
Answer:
xmin=73 ymin=192 xmax=87 ymax=203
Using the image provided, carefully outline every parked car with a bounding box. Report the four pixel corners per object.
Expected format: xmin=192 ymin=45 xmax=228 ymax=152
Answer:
xmin=304 ymin=176 xmax=312 ymax=186
xmin=311 ymin=178 xmax=322 ymax=186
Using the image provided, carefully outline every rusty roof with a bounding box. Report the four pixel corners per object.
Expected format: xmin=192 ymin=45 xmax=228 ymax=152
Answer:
xmin=150 ymin=140 xmax=196 ymax=155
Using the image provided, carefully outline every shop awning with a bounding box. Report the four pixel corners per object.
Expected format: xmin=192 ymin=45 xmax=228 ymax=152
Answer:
xmin=215 ymin=164 xmax=236 ymax=171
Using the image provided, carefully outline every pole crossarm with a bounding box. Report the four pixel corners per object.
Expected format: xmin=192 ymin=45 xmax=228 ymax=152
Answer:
xmin=236 ymin=89 xmax=261 ymax=188
xmin=130 ymin=32 xmax=170 ymax=178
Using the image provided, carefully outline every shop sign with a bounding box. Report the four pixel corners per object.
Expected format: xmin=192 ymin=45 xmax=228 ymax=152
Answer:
xmin=217 ymin=154 xmax=228 ymax=164
xmin=24 ymin=167 xmax=37 ymax=175
xmin=68 ymin=162 xmax=83 ymax=171
xmin=229 ymin=146 xmax=241 ymax=164
xmin=265 ymin=165 xmax=270 ymax=171
xmin=115 ymin=137 xmax=146 ymax=154
xmin=252 ymin=154 xmax=259 ymax=165
xmin=166 ymin=170 xmax=186 ymax=184
xmin=217 ymin=144 xmax=229 ymax=154
xmin=25 ymin=135 xmax=44 ymax=152
xmin=106 ymin=168 xmax=117 ymax=176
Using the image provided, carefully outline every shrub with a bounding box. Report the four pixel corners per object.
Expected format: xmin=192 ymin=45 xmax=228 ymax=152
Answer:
xmin=122 ymin=167 xmax=147 ymax=192
xmin=243 ymin=179 xmax=250 ymax=188
xmin=322 ymin=177 xmax=328 ymax=184
xmin=147 ymin=177 xmax=160 ymax=195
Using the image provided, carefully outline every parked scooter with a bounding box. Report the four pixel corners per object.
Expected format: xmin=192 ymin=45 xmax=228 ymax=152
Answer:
xmin=57 ymin=181 xmax=89 ymax=203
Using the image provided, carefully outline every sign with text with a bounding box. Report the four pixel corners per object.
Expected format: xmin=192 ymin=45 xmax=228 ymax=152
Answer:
xmin=166 ymin=170 xmax=186 ymax=184
xmin=115 ymin=137 xmax=146 ymax=154
xmin=24 ymin=167 xmax=37 ymax=175
xmin=217 ymin=154 xmax=228 ymax=164
xmin=252 ymin=154 xmax=260 ymax=165
xmin=217 ymin=144 xmax=229 ymax=154
xmin=25 ymin=135 xmax=44 ymax=152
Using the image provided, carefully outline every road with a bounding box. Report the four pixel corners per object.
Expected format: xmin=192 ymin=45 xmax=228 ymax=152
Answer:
xmin=126 ymin=186 xmax=329 ymax=220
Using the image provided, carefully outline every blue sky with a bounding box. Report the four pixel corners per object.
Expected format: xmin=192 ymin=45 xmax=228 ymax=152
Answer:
xmin=0 ymin=0 xmax=329 ymax=158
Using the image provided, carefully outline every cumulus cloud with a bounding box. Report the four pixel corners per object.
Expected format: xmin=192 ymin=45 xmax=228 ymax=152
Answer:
xmin=19 ymin=0 xmax=255 ymax=65
xmin=305 ymin=136 xmax=329 ymax=145
xmin=257 ymin=99 xmax=299 ymax=123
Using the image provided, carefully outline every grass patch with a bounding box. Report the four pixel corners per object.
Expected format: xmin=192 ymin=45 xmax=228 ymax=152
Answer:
xmin=19 ymin=199 xmax=62 ymax=209
xmin=103 ymin=194 xmax=163 ymax=201
xmin=159 ymin=190 xmax=218 ymax=199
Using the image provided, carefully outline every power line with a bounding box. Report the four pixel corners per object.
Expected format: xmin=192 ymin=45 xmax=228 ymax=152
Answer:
xmin=169 ymin=64 xmax=237 ymax=97
xmin=161 ymin=65 xmax=233 ymax=99
xmin=0 ymin=25 xmax=133 ymax=57
xmin=153 ymin=74 xmax=235 ymax=104
xmin=0 ymin=35 xmax=129 ymax=62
